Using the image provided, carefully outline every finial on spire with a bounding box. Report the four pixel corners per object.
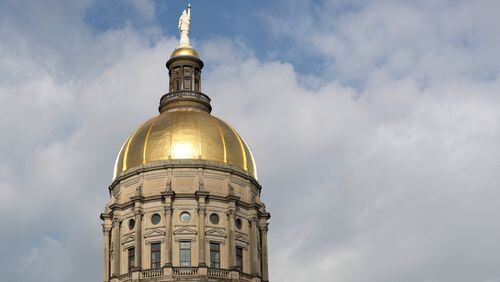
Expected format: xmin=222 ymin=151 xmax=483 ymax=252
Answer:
xmin=178 ymin=3 xmax=191 ymax=48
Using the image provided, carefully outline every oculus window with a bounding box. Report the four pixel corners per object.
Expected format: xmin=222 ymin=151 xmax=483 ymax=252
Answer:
xmin=180 ymin=212 xmax=191 ymax=223
xmin=209 ymin=213 xmax=219 ymax=225
xmin=151 ymin=213 xmax=161 ymax=225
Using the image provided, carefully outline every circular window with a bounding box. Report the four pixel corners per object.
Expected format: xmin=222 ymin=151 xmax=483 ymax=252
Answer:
xmin=180 ymin=212 xmax=191 ymax=223
xmin=235 ymin=218 xmax=242 ymax=229
xmin=128 ymin=219 xmax=135 ymax=230
xmin=151 ymin=213 xmax=161 ymax=225
xmin=209 ymin=213 xmax=219 ymax=225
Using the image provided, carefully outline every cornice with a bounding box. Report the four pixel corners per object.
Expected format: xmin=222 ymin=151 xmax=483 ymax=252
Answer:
xmin=107 ymin=193 xmax=262 ymax=213
xmin=109 ymin=159 xmax=261 ymax=192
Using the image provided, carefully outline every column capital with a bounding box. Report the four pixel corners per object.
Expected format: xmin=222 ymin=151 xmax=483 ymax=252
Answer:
xmin=102 ymin=224 xmax=112 ymax=234
xmin=164 ymin=205 xmax=174 ymax=215
xmin=197 ymin=205 xmax=207 ymax=215
xmin=112 ymin=217 xmax=121 ymax=227
xmin=259 ymin=223 xmax=269 ymax=233
xmin=132 ymin=207 xmax=144 ymax=217
xmin=250 ymin=216 xmax=259 ymax=225
xmin=225 ymin=208 xmax=236 ymax=218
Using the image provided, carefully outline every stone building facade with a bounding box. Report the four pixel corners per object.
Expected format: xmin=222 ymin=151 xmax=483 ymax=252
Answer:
xmin=100 ymin=14 xmax=270 ymax=282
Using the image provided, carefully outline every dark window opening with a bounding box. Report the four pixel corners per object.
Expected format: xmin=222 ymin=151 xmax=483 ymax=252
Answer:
xmin=236 ymin=246 xmax=243 ymax=270
xmin=128 ymin=247 xmax=135 ymax=272
xmin=151 ymin=243 xmax=161 ymax=269
xmin=210 ymin=242 xmax=220 ymax=268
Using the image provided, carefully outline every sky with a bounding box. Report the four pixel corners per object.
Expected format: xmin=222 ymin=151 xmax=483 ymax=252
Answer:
xmin=1 ymin=0 xmax=500 ymax=281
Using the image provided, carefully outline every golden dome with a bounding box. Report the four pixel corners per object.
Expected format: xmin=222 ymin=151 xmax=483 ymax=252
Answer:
xmin=114 ymin=110 xmax=257 ymax=180
xmin=170 ymin=47 xmax=199 ymax=59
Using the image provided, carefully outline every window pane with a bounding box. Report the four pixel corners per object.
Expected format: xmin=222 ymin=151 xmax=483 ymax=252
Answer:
xmin=180 ymin=241 xmax=191 ymax=249
xmin=210 ymin=242 xmax=220 ymax=268
xmin=151 ymin=243 xmax=161 ymax=269
xmin=236 ymin=247 xmax=243 ymax=269
xmin=210 ymin=242 xmax=220 ymax=251
xmin=151 ymin=243 xmax=161 ymax=251
xmin=180 ymin=241 xmax=191 ymax=266
xmin=128 ymin=248 xmax=135 ymax=271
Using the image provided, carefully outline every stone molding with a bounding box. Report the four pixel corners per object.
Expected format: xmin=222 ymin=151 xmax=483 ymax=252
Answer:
xmin=173 ymin=226 xmax=197 ymax=236
xmin=205 ymin=228 xmax=227 ymax=238
xmin=144 ymin=228 xmax=166 ymax=238
xmin=108 ymin=193 xmax=262 ymax=213
xmin=109 ymin=159 xmax=261 ymax=191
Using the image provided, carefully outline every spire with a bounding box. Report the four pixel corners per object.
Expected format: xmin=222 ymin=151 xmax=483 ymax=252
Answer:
xmin=159 ymin=4 xmax=211 ymax=114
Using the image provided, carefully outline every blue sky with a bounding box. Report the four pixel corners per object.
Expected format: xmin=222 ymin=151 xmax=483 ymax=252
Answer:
xmin=2 ymin=1 xmax=500 ymax=281
xmin=83 ymin=1 xmax=280 ymax=61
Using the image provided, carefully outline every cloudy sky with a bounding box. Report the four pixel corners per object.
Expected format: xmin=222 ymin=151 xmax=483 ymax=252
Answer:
xmin=1 ymin=0 xmax=500 ymax=281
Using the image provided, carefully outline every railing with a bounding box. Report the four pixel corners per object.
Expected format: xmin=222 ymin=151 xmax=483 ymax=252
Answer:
xmin=141 ymin=268 xmax=163 ymax=278
xmin=172 ymin=266 xmax=199 ymax=276
xmin=160 ymin=90 xmax=211 ymax=104
xmin=240 ymin=272 xmax=254 ymax=281
xmin=208 ymin=267 xmax=230 ymax=278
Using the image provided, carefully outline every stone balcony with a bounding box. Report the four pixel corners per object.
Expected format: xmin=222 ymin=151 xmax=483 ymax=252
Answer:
xmin=111 ymin=266 xmax=261 ymax=282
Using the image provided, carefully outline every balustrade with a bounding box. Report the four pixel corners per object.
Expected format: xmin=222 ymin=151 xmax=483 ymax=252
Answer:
xmin=160 ymin=90 xmax=211 ymax=104
xmin=172 ymin=266 xmax=199 ymax=276
xmin=141 ymin=268 xmax=164 ymax=278
xmin=207 ymin=267 xmax=230 ymax=278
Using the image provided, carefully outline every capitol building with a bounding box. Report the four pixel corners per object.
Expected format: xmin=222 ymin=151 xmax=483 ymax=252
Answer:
xmin=100 ymin=5 xmax=271 ymax=282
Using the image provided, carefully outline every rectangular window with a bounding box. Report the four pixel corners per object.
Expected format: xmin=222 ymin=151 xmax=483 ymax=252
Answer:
xmin=128 ymin=247 xmax=135 ymax=272
xmin=151 ymin=243 xmax=161 ymax=269
xmin=184 ymin=78 xmax=191 ymax=90
xmin=180 ymin=241 xmax=191 ymax=267
xmin=175 ymin=79 xmax=180 ymax=91
xmin=194 ymin=79 xmax=199 ymax=91
xmin=210 ymin=242 xmax=220 ymax=268
xmin=236 ymin=246 xmax=243 ymax=270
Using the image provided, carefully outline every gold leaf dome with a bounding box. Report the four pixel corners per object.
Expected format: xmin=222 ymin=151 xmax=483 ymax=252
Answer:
xmin=170 ymin=47 xmax=199 ymax=59
xmin=113 ymin=110 xmax=257 ymax=180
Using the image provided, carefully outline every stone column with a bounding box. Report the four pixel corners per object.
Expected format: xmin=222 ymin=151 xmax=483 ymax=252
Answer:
xmin=259 ymin=224 xmax=269 ymax=282
xmin=250 ymin=217 xmax=260 ymax=276
xmin=102 ymin=224 xmax=111 ymax=281
xmin=164 ymin=205 xmax=173 ymax=267
xmin=162 ymin=173 xmax=174 ymax=269
xmin=226 ymin=209 xmax=236 ymax=269
xmin=134 ymin=209 xmax=143 ymax=270
xmin=197 ymin=205 xmax=207 ymax=266
xmin=111 ymin=219 xmax=121 ymax=276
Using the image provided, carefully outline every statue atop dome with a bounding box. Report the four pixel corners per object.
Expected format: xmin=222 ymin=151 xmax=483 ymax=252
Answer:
xmin=178 ymin=3 xmax=191 ymax=48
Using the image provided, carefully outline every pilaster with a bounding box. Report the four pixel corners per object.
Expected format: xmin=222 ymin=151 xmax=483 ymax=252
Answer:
xmin=259 ymin=213 xmax=270 ymax=282
xmin=196 ymin=199 xmax=207 ymax=267
xmin=132 ymin=208 xmax=143 ymax=271
xmin=250 ymin=216 xmax=260 ymax=276
xmin=102 ymin=223 xmax=112 ymax=282
xmin=111 ymin=218 xmax=121 ymax=277
xmin=226 ymin=207 xmax=236 ymax=269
